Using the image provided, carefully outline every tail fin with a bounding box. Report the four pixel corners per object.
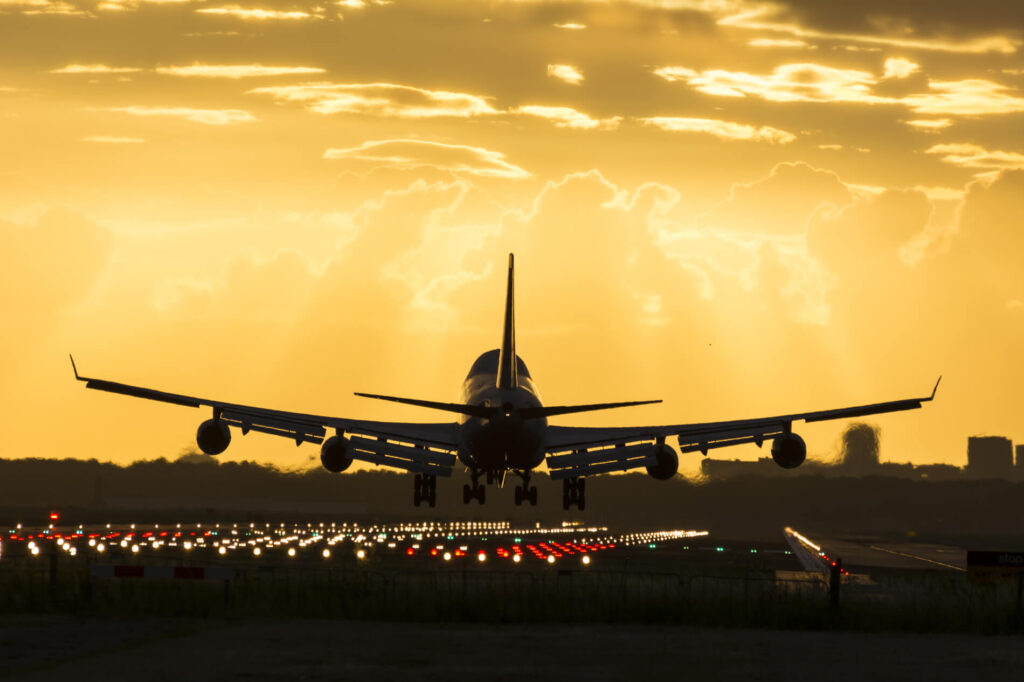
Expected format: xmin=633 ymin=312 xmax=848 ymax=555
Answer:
xmin=497 ymin=253 xmax=517 ymax=390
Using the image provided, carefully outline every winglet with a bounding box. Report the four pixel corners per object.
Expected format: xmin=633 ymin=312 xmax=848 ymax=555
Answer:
xmin=69 ymin=354 xmax=82 ymax=381
xmin=929 ymin=375 xmax=942 ymax=401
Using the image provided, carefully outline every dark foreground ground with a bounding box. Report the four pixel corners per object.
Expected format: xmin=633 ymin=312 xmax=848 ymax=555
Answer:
xmin=3 ymin=615 xmax=1023 ymax=681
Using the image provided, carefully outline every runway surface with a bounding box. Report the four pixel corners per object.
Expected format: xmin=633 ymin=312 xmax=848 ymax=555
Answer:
xmin=4 ymin=615 xmax=1022 ymax=682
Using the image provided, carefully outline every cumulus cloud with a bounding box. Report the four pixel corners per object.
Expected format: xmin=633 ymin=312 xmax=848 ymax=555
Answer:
xmin=107 ymin=106 xmax=257 ymax=125
xmin=0 ymin=208 xmax=112 ymax=323
xmin=155 ymin=64 xmax=326 ymax=78
xmin=639 ymin=116 xmax=795 ymax=143
xmin=323 ymin=139 xmax=530 ymax=179
xmin=882 ymin=57 xmax=919 ymax=79
xmin=249 ymin=82 xmax=499 ymax=117
xmin=513 ymin=105 xmax=621 ymax=129
xmin=547 ymin=64 xmax=584 ymax=85
xmin=925 ymin=143 xmax=1024 ymax=170
xmin=701 ymin=161 xmax=852 ymax=235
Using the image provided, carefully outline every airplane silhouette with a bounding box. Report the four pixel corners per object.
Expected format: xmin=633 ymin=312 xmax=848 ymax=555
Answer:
xmin=72 ymin=254 xmax=939 ymax=510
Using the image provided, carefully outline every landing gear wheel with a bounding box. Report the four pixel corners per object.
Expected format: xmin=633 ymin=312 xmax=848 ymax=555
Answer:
xmin=562 ymin=477 xmax=586 ymax=511
xmin=413 ymin=474 xmax=437 ymax=507
xmin=462 ymin=472 xmax=486 ymax=505
xmin=513 ymin=471 xmax=538 ymax=507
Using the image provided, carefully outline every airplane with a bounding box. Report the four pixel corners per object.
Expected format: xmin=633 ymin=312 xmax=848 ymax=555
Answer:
xmin=72 ymin=254 xmax=940 ymax=510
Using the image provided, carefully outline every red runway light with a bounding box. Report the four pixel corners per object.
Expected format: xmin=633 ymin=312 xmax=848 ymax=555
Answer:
xmin=48 ymin=512 xmax=59 ymax=521
xmin=406 ymin=547 xmax=415 ymax=556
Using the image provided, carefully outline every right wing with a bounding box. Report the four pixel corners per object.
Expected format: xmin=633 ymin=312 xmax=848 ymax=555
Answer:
xmin=71 ymin=356 xmax=460 ymax=477
xmin=543 ymin=378 xmax=941 ymax=479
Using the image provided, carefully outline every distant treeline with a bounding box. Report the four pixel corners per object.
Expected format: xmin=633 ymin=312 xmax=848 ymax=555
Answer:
xmin=2 ymin=457 xmax=1022 ymax=543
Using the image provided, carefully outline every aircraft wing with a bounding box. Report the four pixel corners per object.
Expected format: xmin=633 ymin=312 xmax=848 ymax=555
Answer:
xmin=543 ymin=378 xmax=941 ymax=479
xmin=71 ymin=357 xmax=460 ymax=477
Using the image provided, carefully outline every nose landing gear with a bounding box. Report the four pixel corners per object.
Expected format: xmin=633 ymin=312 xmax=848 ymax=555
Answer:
xmin=413 ymin=473 xmax=437 ymax=507
xmin=562 ymin=477 xmax=586 ymax=511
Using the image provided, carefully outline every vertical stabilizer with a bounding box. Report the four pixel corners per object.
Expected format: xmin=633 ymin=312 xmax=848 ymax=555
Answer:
xmin=497 ymin=253 xmax=517 ymax=390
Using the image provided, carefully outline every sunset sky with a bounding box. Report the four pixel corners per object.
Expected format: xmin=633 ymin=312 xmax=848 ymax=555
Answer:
xmin=1 ymin=0 xmax=1022 ymax=474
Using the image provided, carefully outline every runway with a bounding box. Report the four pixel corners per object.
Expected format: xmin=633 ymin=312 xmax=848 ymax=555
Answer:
xmin=4 ymin=615 xmax=1023 ymax=682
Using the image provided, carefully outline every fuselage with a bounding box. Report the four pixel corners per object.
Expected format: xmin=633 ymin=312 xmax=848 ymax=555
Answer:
xmin=457 ymin=349 xmax=546 ymax=472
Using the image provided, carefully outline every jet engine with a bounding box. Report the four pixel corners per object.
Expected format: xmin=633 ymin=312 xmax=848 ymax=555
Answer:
xmin=771 ymin=433 xmax=806 ymax=469
xmin=320 ymin=435 xmax=353 ymax=473
xmin=196 ymin=419 xmax=231 ymax=456
xmin=645 ymin=443 xmax=679 ymax=480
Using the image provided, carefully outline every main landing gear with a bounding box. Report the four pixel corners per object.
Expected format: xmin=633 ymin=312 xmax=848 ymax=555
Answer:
xmin=463 ymin=468 xmax=486 ymax=504
xmin=562 ymin=477 xmax=586 ymax=511
xmin=413 ymin=473 xmax=436 ymax=507
xmin=514 ymin=471 xmax=538 ymax=506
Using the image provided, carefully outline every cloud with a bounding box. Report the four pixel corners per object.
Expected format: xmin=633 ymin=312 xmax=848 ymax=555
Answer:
xmin=748 ymin=38 xmax=813 ymax=48
xmin=5 ymin=0 xmax=85 ymax=15
xmin=657 ymin=64 xmax=1024 ymax=116
xmin=639 ymin=116 xmax=795 ymax=143
xmin=323 ymin=139 xmax=530 ymax=179
xmin=883 ymin=57 xmax=919 ymax=80
xmin=655 ymin=63 xmax=884 ymax=103
xmin=904 ymin=118 xmax=952 ymax=131
xmin=719 ymin=6 xmax=1020 ymax=54
xmin=155 ymin=64 xmax=326 ymax=78
xmin=107 ymin=106 xmax=257 ymax=125
xmin=553 ymin=23 xmax=586 ymax=30
xmin=196 ymin=6 xmax=316 ymax=20
xmin=51 ymin=64 xmax=143 ymax=74
xmin=513 ymin=105 xmax=621 ymax=129
xmin=0 ymin=208 xmax=112 ymax=325
xmin=701 ymin=161 xmax=852 ymax=235
xmin=249 ymin=82 xmax=498 ymax=117
xmin=83 ymin=136 xmax=145 ymax=143
xmin=901 ymin=79 xmax=1024 ymax=116
xmin=926 ymin=143 xmax=1024 ymax=170
xmin=547 ymin=64 xmax=584 ymax=85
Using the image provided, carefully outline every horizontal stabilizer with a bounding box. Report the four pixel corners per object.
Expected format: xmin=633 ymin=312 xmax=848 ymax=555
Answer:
xmin=519 ymin=400 xmax=661 ymax=420
xmin=354 ymin=392 xmax=495 ymax=418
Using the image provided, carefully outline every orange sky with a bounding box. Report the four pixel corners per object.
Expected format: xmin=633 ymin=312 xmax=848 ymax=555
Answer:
xmin=1 ymin=0 xmax=1022 ymax=474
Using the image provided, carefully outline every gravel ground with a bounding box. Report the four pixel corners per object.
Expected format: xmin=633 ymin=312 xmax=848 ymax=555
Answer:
xmin=2 ymin=615 xmax=1023 ymax=681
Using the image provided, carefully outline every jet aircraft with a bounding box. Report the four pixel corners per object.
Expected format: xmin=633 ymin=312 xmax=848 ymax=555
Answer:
xmin=73 ymin=254 xmax=939 ymax=510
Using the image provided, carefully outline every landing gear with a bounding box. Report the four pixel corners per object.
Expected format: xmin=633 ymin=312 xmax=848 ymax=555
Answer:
xmin=514 ymin=470 xmax=538 ymax=506
xmin=413 ymin=473 xmax=437 ymax=507
xmin=562 ymin=477 xmax=586 ymax=511
xmin=462 ymin=469 xmax=486 ymax=505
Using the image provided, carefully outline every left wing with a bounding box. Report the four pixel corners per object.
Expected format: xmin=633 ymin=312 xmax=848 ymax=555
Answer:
xmin=544 ymin=378 xmax=940 ymax=479
xmin=70 ymin=356 xmax=459 ymax=476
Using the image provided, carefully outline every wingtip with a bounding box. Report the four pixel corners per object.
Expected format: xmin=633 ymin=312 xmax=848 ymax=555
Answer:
xmin=69 ymin=354 xmax=80 ymax=380
xmin=508 ymin=252 xmax=514 ymax=268
xmin=931 ymin=375 xmax=942 ymax=400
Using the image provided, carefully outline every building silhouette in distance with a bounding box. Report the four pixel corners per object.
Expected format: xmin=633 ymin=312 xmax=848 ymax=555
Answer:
xmin=966 ymin=436 xmax=1014 ymax=479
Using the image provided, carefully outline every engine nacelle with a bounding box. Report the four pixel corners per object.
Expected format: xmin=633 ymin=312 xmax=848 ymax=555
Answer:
xmin=771 ymin=433 xmax=806 ymax=469
xmin=320 ymin=435 xmax=353 ymax=473
xmin=196 ymin=419 xmax=231 ymax=456
xmin=645 ymin=443 xmax=679 ymax=480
